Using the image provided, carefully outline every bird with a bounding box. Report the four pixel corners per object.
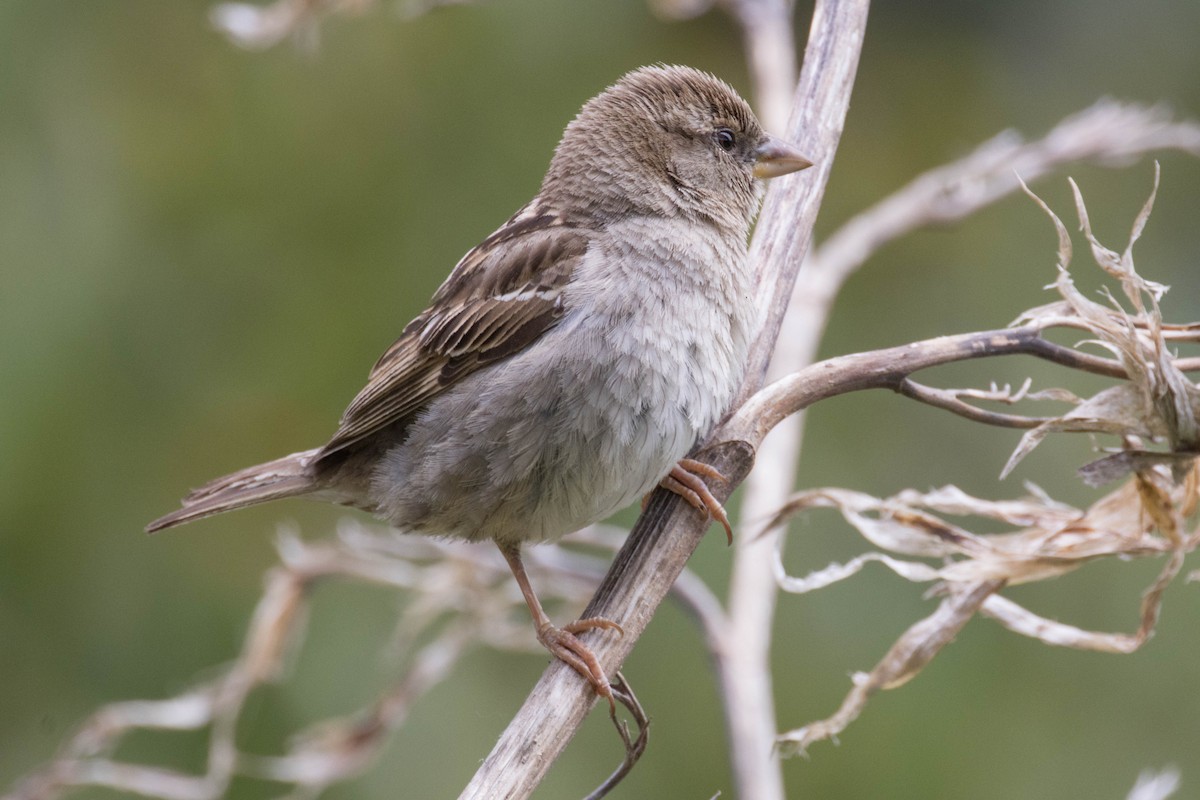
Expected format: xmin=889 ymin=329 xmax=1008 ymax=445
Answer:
xmin=148 ymin=64 xmax=811 ymax=706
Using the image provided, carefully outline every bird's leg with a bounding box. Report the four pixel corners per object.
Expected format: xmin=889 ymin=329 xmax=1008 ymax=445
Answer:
xmin=498 ymin=542 xmax=623 ymax=709
xmin=657 ymin=458 xmax=733 ymax=544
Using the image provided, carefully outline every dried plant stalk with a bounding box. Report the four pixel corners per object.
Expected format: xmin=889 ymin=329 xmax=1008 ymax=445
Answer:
xmin=3 ymin=527 xmax=610 ymax=800
xmin=769 ymin=180 xmax=1200 ymax=755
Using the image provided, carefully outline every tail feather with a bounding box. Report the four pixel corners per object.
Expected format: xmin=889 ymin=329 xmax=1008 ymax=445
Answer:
xmin=147 ymin=449 xmax=321 ymax=532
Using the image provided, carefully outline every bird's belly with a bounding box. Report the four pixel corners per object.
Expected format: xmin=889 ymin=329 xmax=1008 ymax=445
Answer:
xmin=368 ymin=316 xmax=728 ymax=545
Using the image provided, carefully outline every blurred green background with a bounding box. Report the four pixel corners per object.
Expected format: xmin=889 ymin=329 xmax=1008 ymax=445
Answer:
xmin=3 ymin=1 xmax=1200 ymax=798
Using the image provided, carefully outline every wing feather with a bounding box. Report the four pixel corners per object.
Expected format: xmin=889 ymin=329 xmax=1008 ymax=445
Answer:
xmin=317 ymin=205 xmax=589 ymax=460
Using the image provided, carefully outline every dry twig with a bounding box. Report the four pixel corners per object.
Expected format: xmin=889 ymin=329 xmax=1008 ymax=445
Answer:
xmin=3 ymin=527 xmax=621 ymax=800
xmin=716 ymin=93 xmax=1200 ymax=800
xmin=767 ymin=179 xmax=1200 ymax=755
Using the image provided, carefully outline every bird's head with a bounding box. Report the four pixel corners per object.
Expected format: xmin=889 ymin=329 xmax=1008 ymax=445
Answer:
xmin=543 ymin=65 xmax=811 ymax=232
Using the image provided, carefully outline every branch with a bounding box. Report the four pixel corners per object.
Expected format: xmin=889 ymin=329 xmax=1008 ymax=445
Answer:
xmin=726 ymin=326 xmax=1100 ymax=445
xmin=457 ymin=1 xmax=871 ymax=797
xmin=776 ymin=579 xmax=1006 ymax=757
xmin=765 ymin=176 xmax=1200 ymax=754
xmin=768 ymin=467 xmax=1200 ymax=752
xmin=896 ymin=379 xmax=1052 ymax=429
xmin=808 ymin=100 xmax=1200 ymax=294
xmin=702 ymin=60 xmax=1200 ymax=800
xmin=3 ymin=530 xmax=595 ymax=800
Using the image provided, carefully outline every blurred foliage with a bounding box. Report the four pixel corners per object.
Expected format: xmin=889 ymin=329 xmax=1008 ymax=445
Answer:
xmin=2 ymin=1 xmax=1199 ymax=798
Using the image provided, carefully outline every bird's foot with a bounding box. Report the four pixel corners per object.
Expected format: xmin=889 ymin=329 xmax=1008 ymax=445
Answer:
xmin=659 ymin=458 xmax=733 ymax=544
xmin=536 ymin=617 xmax=624 ymax=709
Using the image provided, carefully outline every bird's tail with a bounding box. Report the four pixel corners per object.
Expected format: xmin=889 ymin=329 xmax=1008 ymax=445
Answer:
xmin=146 ymin=448 xmax=322 ymax=532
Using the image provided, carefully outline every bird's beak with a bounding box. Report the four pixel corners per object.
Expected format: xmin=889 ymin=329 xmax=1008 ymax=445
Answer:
xmin=753 ymin=136 xmax=813 ymax=179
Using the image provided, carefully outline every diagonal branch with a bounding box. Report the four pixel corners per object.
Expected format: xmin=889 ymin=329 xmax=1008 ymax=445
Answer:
xmin=457 ymin=1 xmax=871 ymax=797
xmin=725 ymin=325 xmax=1145 ymax=447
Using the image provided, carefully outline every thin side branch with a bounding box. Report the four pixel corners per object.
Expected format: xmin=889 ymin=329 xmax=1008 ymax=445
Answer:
xmin=726 ymin=326 xmax=1112 ymax=445
xmin=809 ymin=101 xmax=1200 ymax=292
xmin=897 ymin=379 xmax=1052 ymax=429
xmin=776 ymin=579 xmax=1005 ymax=757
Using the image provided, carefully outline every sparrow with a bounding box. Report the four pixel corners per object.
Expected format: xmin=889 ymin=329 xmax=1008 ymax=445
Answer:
xmin=148 ymin=65 xmax=811 ymax=706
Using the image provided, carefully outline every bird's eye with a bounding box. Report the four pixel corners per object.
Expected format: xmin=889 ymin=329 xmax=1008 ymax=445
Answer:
xmin=714 ymin=128 xmax=736 ymax=152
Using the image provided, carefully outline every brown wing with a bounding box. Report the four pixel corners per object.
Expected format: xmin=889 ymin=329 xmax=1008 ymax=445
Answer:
xmin=316 ymin=204 xmax=589 ymax=460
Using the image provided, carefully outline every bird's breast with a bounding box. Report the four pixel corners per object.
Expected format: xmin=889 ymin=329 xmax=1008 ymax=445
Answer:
xmin=371 ymin=216 xmax=757 ymax=545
